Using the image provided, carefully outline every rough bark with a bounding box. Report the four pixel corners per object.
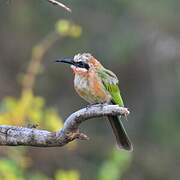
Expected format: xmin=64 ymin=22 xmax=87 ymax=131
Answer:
xmin=0 ymin=104 xmax=129 ymax=147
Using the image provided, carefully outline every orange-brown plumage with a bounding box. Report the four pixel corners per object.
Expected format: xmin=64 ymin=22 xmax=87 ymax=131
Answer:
xmin=57 ymin=53 xmax=132 ymax=151
xmin=72 ymin=65 xmax=111 ymax=103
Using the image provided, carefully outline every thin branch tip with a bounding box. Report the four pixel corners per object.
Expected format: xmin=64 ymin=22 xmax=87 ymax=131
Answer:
xmin=48 ymin=0 xmax=72 ymax=12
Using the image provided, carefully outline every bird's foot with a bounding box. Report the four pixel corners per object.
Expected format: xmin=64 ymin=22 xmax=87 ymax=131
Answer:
xmin=99 ymin=103 xmax=106 ymax=110
xmin=86 ymin=103 xmax=99 ymax=110
xmin=86 ymin=103 xmax=108 ymax=110
xmin=99 ymin=102 xmax=110 ymax=110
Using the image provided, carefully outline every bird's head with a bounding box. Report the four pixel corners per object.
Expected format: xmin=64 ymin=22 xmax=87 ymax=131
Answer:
xmin=56 ymin=53 xmax=102 ymax=73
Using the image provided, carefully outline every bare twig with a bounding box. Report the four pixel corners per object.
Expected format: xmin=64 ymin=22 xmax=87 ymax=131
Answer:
xmin=48 ymin=0 xmax=72 ymax=12
xmin=0 ymin=104 xmax=129 ymax=147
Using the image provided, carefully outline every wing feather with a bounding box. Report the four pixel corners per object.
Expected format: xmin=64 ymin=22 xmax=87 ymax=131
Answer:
xmin=97 ymin=68 xmax=124 ymax=106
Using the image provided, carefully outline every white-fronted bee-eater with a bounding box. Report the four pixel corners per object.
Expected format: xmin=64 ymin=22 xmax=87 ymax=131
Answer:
xmin=56 ymin=53 xmax=133 ymax=151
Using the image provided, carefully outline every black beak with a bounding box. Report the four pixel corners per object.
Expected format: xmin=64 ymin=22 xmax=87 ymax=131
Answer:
xmin=56 ymin=57 xmax=90 ymax=70
xmin=55 ymin=57 xmax=75 ymax=65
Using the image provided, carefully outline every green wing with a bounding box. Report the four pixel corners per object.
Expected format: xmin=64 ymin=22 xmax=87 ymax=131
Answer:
xmin=97 ymin=68 xmax=132 ymax=151
xmin=97 ymin=68 xmax=124 ymax=106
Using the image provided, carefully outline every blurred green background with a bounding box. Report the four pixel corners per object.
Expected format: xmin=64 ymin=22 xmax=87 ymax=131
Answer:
xmin=0 ymin=0 xmax=180 ymax=179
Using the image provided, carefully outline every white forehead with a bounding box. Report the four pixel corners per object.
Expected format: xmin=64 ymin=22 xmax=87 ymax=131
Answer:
xmin=74 ymin=53 xmax=92 ymax=62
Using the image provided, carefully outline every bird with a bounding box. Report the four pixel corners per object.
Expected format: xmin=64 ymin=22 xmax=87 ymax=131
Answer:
xmin=56 ymin=53 xmax=133 ymax=151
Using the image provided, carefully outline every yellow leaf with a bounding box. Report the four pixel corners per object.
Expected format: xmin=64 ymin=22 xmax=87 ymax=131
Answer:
xmin=69 ymin=25 xmax=82 ymax=38
xmin=56 ymin=20 xmax=71 ymax=36
xmin=55 ymin=19 xmax=82 ymax=38
xmin=55 ymin=170 xmax=80 ymax=180
xmin=44 ymin=109 xmax=63 ymax=131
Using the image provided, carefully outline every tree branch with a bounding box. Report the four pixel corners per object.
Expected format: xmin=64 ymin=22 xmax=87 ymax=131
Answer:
xmin=0 ymin=104 xmax=129 ymax=147
xmin=48 ymin=0 xmax=72 ymax=12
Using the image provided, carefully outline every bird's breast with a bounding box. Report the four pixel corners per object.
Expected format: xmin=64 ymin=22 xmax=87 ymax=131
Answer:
xmin=74 ymin=74 xmax=92 ymax=102
xmin=74 ymin=72 xmax=111 ymax=104
xmin=74 ymin=75 xmax=88 ymax=92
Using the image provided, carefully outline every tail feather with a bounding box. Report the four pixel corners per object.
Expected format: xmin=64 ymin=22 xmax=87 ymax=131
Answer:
xmin=108 ymin=115 xmax=133 ymax=151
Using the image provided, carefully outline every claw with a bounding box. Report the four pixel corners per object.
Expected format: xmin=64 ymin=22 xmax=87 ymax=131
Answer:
xmin=86 ymin=103 xmax=99 ymax=110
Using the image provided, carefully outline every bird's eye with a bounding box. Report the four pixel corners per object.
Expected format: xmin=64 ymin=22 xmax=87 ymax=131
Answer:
xmin=78 ymin=61 xmax=83 ymax=65
xmin=84 ymin=63 xmax=90 ymax=70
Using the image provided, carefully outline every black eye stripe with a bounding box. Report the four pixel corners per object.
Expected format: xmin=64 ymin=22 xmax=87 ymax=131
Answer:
xmin=78 ymin=62 xmax=83 ymax=65
xmin=77 ymin=61 xmax=89 ymax=70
